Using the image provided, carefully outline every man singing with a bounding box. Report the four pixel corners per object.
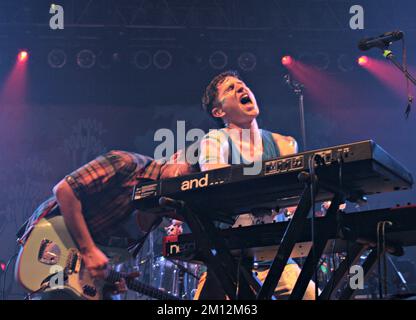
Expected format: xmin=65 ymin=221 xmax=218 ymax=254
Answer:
xmin=193 ymin=70 xmax=316 ymax=300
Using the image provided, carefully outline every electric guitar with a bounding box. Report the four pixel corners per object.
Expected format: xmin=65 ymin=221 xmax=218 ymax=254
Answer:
xmin=15 ymin=215 xmax=180 ymax=300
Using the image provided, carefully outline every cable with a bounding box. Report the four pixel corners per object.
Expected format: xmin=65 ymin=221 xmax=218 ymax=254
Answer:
xmin=335 ymin=153 xmax=345 ymax=295
xmin=326 ymin=239 xmax=338 ymax=299
xmin=377 ymin=221 xmax=383 ymax=299
xmin=236 ymin=254 xmax=242 ymax=299
xmin=308 ymin=154 xmax=320 ymax=300
xmin=402 ymin=36 xmax=413 ymax=118
xmin=326 ymin=153 xmax=345 ymax=299
xmin=382 ymin=223 xmax=389 ymax=296
xmin=129 ymin=216 xmax=163 ymax=259
xmin=376 ymin=220 xmax=393 ymax=299
xmin=346 ymin=239 xmax=352 ymax=298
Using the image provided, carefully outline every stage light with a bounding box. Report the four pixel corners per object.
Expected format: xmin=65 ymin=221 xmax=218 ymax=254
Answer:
xmin=0 ymin=261 xmax=5 ymax=273
xmin=281 ymin=55 xmax=293 ymax=67
xmin=209 ymin=51 xmax=228 ymax=70
xmin=76 ymin=49 xmax=96 ymax=69
xmin=18 ymin=50 xmax=28 ymax=62
xmin=153 ymin=50 xmax=172 ymax=70
xmin=238 ymin=52 xmax=257 ymax=72
xmin=133 ymin=50 xmax=152 ymax=70
xmin=47 ymin=49 xmax=67 ymax=68
xmin=358 ymin=55 xmax=369 ymax=67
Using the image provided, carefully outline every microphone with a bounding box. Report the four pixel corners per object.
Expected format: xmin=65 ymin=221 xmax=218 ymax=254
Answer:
xmin=284 ymin=74 xmax=303 ymax=89
xmin=358 ymin=30 xmax=404 ymax=51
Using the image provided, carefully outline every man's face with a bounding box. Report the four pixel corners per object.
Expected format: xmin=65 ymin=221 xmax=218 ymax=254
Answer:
xmin=214 ymin=76 xmax=259 ymax=126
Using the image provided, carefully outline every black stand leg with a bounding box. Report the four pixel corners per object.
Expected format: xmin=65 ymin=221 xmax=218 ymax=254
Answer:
xmin=338 ymin=248 xmax=379 ymax=300
xmin=319 ymin=243 xmax=365 ymax=300
xmin=289 ymin=194 xmax=344 ymax=300
xmin=236 ymin=257 xmax=258 ymax=300
xmin=257 ymin=176 xmax=317 ymax=300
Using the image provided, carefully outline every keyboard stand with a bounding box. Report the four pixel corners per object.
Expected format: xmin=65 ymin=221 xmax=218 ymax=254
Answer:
xmin=159 ymin=164 xmax=405 ymax=300
xmin=159 ymin=197 xmax=260 ymax=299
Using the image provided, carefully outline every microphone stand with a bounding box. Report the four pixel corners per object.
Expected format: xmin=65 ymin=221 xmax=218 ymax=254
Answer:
xmin=387 ymin=255 xmax=411 ymax=293
xmin=284 ymin=75 xmax=307 ymax=151
xmin=382 ymin=49 xmax=416 ymax=86
xmin=380 ymin=47 xmax=415 ymax=117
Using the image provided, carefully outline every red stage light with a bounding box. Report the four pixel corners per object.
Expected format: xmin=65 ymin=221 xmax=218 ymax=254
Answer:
xmin=0 ymin=262 xmax=5 ymax=272
xmin=281 ymin=55 xmax=294 ymax=67
xmin=358 ymin=56 xmax=369 ymax=67
xmin=18 ymin=50 xmax=28 ymax=62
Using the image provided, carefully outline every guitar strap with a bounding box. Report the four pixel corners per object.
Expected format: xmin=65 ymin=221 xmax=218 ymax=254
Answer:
xmin=17 ymin=200 xmax=59 ymax=245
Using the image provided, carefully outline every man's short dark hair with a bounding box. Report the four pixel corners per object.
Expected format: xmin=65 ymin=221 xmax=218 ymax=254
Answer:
xmin=201 ymin=70 xmax=242 ymax=127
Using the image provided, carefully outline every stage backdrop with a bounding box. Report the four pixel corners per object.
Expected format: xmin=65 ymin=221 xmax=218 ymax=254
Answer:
xmin=1 ymin=66 xmax=416 ymax=298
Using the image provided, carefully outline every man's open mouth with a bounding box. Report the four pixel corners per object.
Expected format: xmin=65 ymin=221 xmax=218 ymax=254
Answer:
xmin=240 ymin=94 xmax=252 ymax=105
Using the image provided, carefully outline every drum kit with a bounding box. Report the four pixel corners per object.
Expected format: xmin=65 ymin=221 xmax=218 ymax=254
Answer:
xmin=151 ymin=256 xmax=200 ymax=300
xmin=123 ymin=220 xmax=201 ymax=300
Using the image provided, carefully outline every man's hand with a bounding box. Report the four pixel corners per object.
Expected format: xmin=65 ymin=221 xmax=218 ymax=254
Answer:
xmin=110 ymin=278 xmax=128 ymax=295
xmin=102 ymin=278 xmax=128 ymax=299
xmin=81 ymin=246 xmax=109 ymax=279
xmin=160 ymin=149 xmax=197 ymax=179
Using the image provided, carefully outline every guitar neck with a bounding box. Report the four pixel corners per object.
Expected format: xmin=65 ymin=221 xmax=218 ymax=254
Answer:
xmin=107 ymin=270 xmax=181 ymax=300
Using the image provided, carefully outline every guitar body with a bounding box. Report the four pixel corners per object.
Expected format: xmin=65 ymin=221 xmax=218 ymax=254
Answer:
xmin=15 ymin=215 xmax=127 ymax=300
xmin=16 ymin=214 xmax=181 ymax=300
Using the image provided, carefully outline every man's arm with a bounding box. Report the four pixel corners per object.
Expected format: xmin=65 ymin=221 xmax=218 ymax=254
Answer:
xmin=199 ymin=130 xmax=230 ymax=171
xmin=272 ymin=133 xmax=298 ymax=156
xmin=53 ymin=179 xmax=109 ymax=279
xmin=51 ymin=150 xmax=148 ymax=279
